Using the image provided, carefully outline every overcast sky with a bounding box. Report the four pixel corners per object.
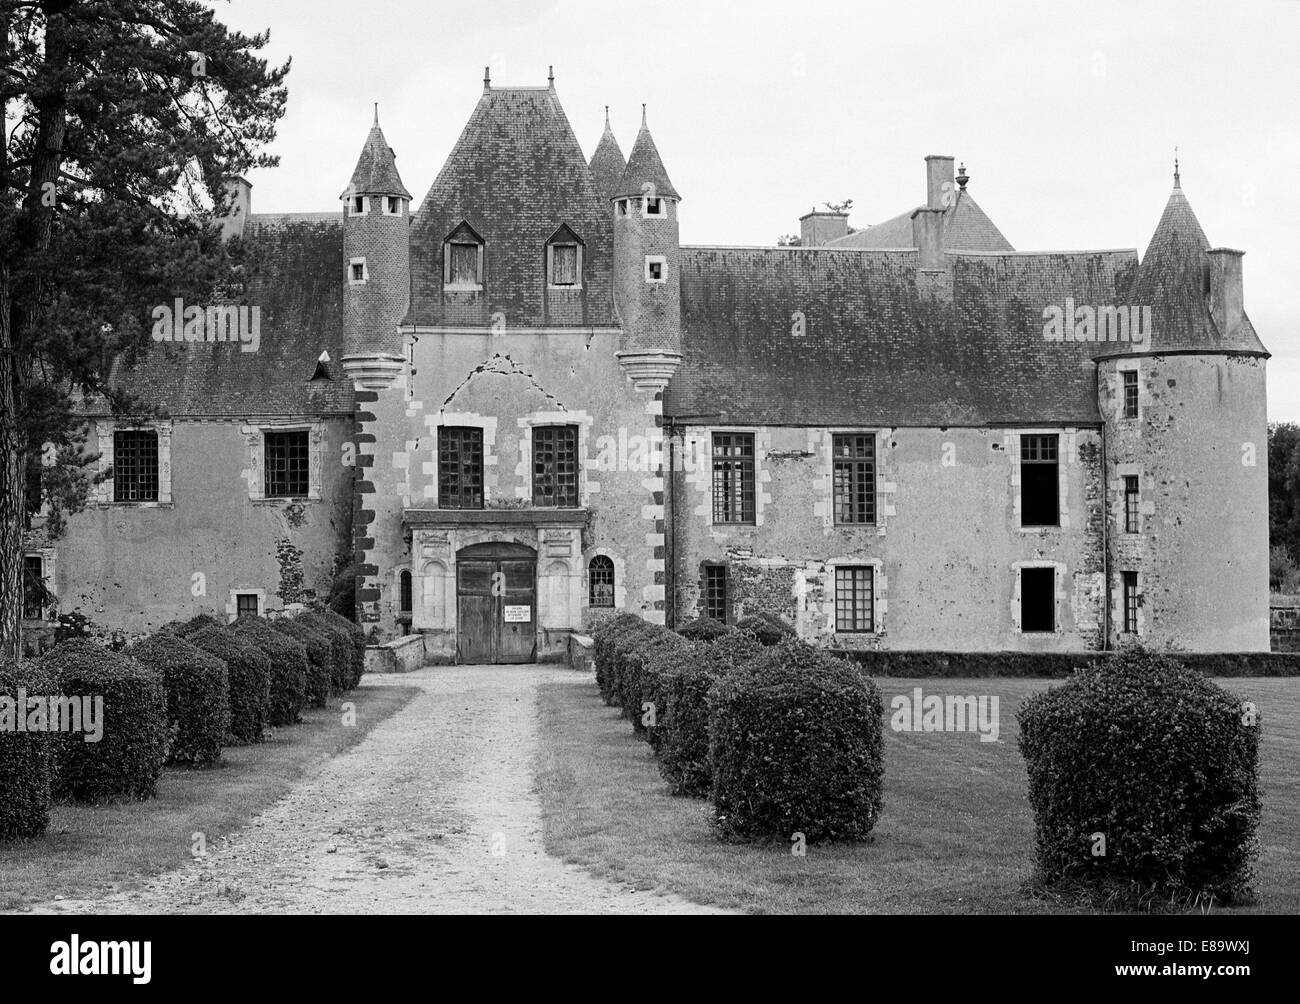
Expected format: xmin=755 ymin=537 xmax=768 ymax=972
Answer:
xmin=219 ymin=0 xmax=1300 ymax=420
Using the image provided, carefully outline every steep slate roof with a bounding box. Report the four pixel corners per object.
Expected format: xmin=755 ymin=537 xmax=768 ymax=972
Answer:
xmin=614 ymin=111 xmax=680 ymax=200
xmin=828 ymin=189 xmax=1014 ymax=252
xmin=96 ymin=213 xmax=352 ymax=417
xmin=344 ymin=112 xmax=412 ymax=200
xmin=405 ymin=86 xmax=616 ymax=328
xmin=1125 ymin=181 xmax=1266 ymax=355
xmin=588 ymin=109 xmax=627 ymax=203
xmin=667 ymin=246 xmax=1138 ymax=426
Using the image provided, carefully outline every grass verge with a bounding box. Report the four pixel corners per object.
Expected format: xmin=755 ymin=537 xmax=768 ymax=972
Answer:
xmin=0 ymin=680 xmax=419 ymax=911
xmin=537 ymin=675 xmax=1299 ymax=914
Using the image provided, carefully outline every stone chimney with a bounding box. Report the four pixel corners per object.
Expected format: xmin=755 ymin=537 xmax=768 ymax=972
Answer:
xmin=1206 ymin=247 xmax=1245 ymax=339
xmin=911 ymin=207 xmax=946 ymax=270
xmin=925 ymin=155 xmax=956 ymax=210
xmin=220 ymin=176 xmax=252 ymax=241
xmin=799 ymin=210 xmax=849 ymax=247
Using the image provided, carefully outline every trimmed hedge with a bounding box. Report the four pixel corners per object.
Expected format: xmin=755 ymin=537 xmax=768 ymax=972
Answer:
xmin=658 ymin=631 xmax=765 ymax=796
xmin=619 ymin=629 xmax=691 ymax=739
xmin=735 ymin=612 xmax=796 ymax=646
xmin=298 ymin=611 xmax=355 ymax=695
xmin=0 ymin=660 xmax=58 ymax=839
xmin=840 ymin=649 xmax=1300 ymax=678
xmin=676 ymin=617 xmax=732 ymax=642
xmin=188 ymin=627 xmax=272 ymax=745
xmin=271 ymin=618 xmax=333 ymax=708
xmin=41 ymin=640 xmax=170 ymax=803
xmin=592 ymin=613 xmax=646 ymax=706
xmin=129 ymin=633 xmax=230 ymax=765
xmin=229 ymin=618 xmax=308 ymax=726
xmin=308 ymin=607 xmax=365 ymax=689
xmin=1018 ymin=649 xmax=1261 ymax=905
xmin=709 ymin=639 xmax=885 ymax=842
xmin=171 ymin=613 xmax=223 ymax=639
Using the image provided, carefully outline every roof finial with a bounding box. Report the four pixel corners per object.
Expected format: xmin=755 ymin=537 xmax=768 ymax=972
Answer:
xmin=1173 ymin=145 xmax=1180 ymax=188
xmin=483 ymin=66 xmax=491 ymax=91
xmin=956 ymin=162 xmax=969 ymax=190
xmin=373 ymin=102 xmax=379 ymax=127
xmin=641 ymin=103 xmax=647 ymax=128
xmin=548 ymin=65 xmax=555 ymax=88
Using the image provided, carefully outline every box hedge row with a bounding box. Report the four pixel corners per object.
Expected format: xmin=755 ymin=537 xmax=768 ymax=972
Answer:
xmin=0 ymin=659 xmax=58 ymax=839
xmin=188 ymin=627 xmax=272 ymax=744
xmin=271 ymin=618 xmax=333 ymax=708
xmin=228 ymin=618 xmax=308 ymax=726
xmin=128 ymin=632 xmax=230 ymax=765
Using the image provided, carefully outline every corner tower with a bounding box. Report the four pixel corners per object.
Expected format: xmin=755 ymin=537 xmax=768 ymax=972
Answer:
xmin=1097 ymin=163 xmax=1270 ymax=651
xmin=611 ymin=106 xmax=682 ymax=392
xmin=341 ymin=106 xmax=411 ymax=390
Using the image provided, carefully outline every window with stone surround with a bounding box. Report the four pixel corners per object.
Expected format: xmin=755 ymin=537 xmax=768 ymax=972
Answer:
xmin=1020 ymin=434 xmax=1059 ymax=528
xmin=264 ymin=430 xmax=310 ymax=498
xmin=235 ymin=593 xmax=260 ymax=619
xmin=703 ymin=564 xmax=729 ymax=623
xmin=438 ymin=426 xmax=484 ymax=509
xmin=1124 ymin=475 xmax=1140 ymax=533
xmin=712 ymin=432 xmax=755 ymax=524
xmin=1122 ymin=571 xmax=1139 ymax=634
xmin=533 ymin=425 xmax=579 ymax=507
xmin=1020 ymin=566 xmax=1056 ymax=632
xmin=833 ymin=433 xmax=876 ymax=525
xmin=588 ymin=555 xmax=614 ymax=608
xmin=835 ymin=565 xmax=874 ymax=632
xmin=113 ymin=429 xmax=159 ymax=502
xmin=23 ymin=554 xmax=48 ymax=620
xmin=1122 ymin=370 xmax=1139 ymax=418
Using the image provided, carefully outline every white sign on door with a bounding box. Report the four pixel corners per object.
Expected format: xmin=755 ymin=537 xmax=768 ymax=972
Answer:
xmin=503 ymin=605 xmax=532 ymax=623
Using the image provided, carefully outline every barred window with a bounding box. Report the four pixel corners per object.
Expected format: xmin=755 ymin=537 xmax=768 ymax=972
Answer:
xmin=589 ymin=555 xmax=615 ymax=608
xmin=1122 ymin=371 xmax=1139 ymax=419
xmin=264 ymin=430 xmax=309 ymax=498
xmin=1020 ymin=434 xmax=1059 ymax=527
xmin=1124 ymin=475 xmax=1140 ymax=533
xmin=533 ymin=425 xmax=579 ymax=507
xmin=235 ymin=593 xmax=260 ymax=619
xmin=712 ymin=433 xmax=755 ymax=524
xmin=438 ymin=426 xmax=484 ymax=509
xmin=1122 ymin=571 xmax=1139 ymax=634
xmin=113 ymin=430 xmax=159 ymax=502
xmin=703 ymin=565 xmax=728 ymax=623
xmin=833 ymin=434 xmax=876 ymax=525
xmin=835 ymin=566 xmax=874 ymax=632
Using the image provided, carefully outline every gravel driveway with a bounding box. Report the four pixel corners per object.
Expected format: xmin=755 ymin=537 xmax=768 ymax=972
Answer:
xmin=27 ymin=665 xmax=727 ymax=915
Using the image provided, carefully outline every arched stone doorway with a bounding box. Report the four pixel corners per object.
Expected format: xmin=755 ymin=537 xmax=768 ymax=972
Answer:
xmin=456 ymin=541 xmax=537 ymax=664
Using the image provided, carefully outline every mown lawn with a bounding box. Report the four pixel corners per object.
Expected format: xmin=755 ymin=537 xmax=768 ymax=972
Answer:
xmin=0 ymin=681 xmax=419 ymax=911
xmin=536 ymin=676 xmax=1299 ymax=914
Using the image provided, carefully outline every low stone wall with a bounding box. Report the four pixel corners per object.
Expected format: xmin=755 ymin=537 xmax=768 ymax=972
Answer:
xmin=363 ymin=634 xmax=427 ymax=674
xmin=567 ymin=633 xmax=594 ymax=672
xmin=1271 ymin=594 xmax=1300 ymax=652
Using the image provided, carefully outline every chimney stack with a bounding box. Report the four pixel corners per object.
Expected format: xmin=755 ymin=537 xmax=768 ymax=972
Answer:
xmin=911 ymin=207 xmax=946 ymax=270
xmin=925 ymin=154 xmax=956 ymax=210
xmin=219 ymin=176 xmax=251 ymax=241
xmin=1206 ymin=247 xmax=1245 ymax=339
xmin=799 ymin=209 xmax=849 ymax=247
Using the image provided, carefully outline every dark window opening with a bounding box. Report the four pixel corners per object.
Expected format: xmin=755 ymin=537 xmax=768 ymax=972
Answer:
xmin=1122 ymin=371 xmax=1139 ymax=418
xmin=235 ymin=593 xmax=259 ymax=619
xmin=350 ymin=261 xmax=365 ymax=282
xmin=264 ymin=430 xmax=309 ymax=498
xmin=589 ymin=555 xmax=615 ymax=608
xmin=1021 ymin=567 xmax=1056 ymax=633
xmin=647 ymin=260 xmax=663 ymax=281
xmin=22 ymin=555 xmax=46 ymax=620
xmin=833 ymin=433 xmax=876 ymax=525
xmin=1124 ymin=475 xmax=1140 ymax=533
xmin=387 ymin=196 xmax=399 ymax=214
xmin=1020 ymin=434 xmax=1059 ymax=527
xmin=532 ymin=425 xmax=579 ymax=507
xmin=113 ymin=429 xmax=159 ymax=502
xmin=712 ymin=432 xmax=755 ymax=524
xmin=438 ymin=426 xmax=484 ymax=509
xmin=703 ymin=565 xmax=728 ymax=623
xmin=1122 ymin=571 xmax=1139 ymax=634
xmin=352 ymin=195 xmax=364 ymax=214
xmin=835 ymin=566 xmax=874 ymax=632
xmin=399 ymin=570 xmax=413 ymax=615
xmin=645 ymin=197 xmax=663 ymax=215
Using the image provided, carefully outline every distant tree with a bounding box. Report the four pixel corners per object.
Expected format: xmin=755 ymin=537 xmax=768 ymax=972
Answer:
xmin=776 ymin=233 xmax=801 ymax=246
xmin=1 ymin=1 xmax=289 ymax=659
xmin=1269 ymin=422 xmax=1300 ymax=567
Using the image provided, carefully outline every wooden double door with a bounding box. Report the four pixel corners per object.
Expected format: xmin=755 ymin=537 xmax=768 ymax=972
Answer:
xmin=456 ymin=542 xmax=537 ymax=664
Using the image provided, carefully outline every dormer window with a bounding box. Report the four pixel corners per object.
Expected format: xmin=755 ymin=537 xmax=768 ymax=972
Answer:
xmin=383 ymin=196 xmax=401 ymax=216
xmin=443 ymin=221 xmax=484 ymax=290
xmin=350 ymin=195 xmax=368 ymax=216
xmin=644 ymin=197 xmax=664 ymax=216
xmin=546 ymin=224 xmax=583 ymax=289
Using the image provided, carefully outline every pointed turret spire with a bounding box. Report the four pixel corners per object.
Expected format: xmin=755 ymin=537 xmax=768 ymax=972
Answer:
xmin=1174 ymin=145 xmax=1180 ymax=189
xmin=342 ymin=111 xmax=412 ymax=200
xmin=589 ymin=105 xmax=627 ymax=202
xmin=613 ymin=104 xmax=679 ymax=200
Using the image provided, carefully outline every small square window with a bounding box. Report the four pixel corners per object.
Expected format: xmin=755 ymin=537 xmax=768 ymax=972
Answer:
xmin=235 ymin=593 xmax=260 ymax=619
xmin=645 ymin=256 xmax=666 ymax=283
xmin=352 ymin=195 xmax=366 ymax=215
xmin=349 ymin=258 xmax=367 ymax=284
xmin=644 ymin=197 xmax=663 ymax=215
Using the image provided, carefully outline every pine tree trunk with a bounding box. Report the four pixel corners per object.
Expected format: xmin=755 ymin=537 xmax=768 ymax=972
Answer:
xmin=0 ymin=262 xmax=23 ymax=663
